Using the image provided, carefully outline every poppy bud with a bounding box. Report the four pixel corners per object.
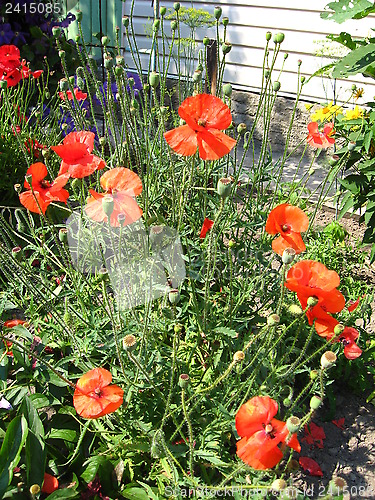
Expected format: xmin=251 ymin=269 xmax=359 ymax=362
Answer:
xmin=203 ymin=36 xmax=210 ymax=46
xmin=63 ymin=311 xmax=73 ymax=328
xmin=310 ymin=395 xmax=323 ymax=410
xmin=283 ymin=398 xmax=292 ymax=407
xmin=264 ymin=70 xmax=270 ymax=79
xmin=273 ymin=81 xmax=281 ymax=92
xmin=273 ymin=32 xmax=285 ymax=44
xmin=300 ymin=76 xmax=306 ymax=84
xmin=237 ymin=123 xmax=247 ymax=135
xmin=286 ymin=416 xmax=301 ymax=433
xmin=265 ymin=31 xmax=272 ymax=41
xmin=310 ymin=369 xmax=319 ymax=380
xmin=101 ymin=36 xmax=109 ymax=46
xmin=102 ymin=195 xmax=114 ymax=217
xmin=116 ymin=55 xmax=125 ymax=67
xmin=52 ymin=26 xmax=62 ymax=38
xmin=75 ymin=35 xmax=80 ymax=43
xmin=153 ymin=19 xmax=160 ymax=32
xmin=122 ymin=16 xmax=129 ymax=27
xmin=284 ymin=53 xmax=288 ymax=60
xmin=228 ymin=239 xmax=235 ymax=248
xmin=149 ymin=71 xmax=160 ymax=88
xmin=58 ymin=50 xmax=66 ymax=59
xmin=267 ymin=313 xmax=280 ymax=326
xmin=348 ymin=140 xmax=356 ymax=151
xmin=282 ymin=247 xmax=296 ymax=264
xmin=321 ymin=350 xmax=336 ymax=369
xmin=160 ymin=6 xmax=167 ymax=16
xmin=307 ymin=296 xmax=319 ymax=308
xmin=214 ymin=6 xmax=222 ymax=19
xmin=114 ymin=65 xmax=123 ymax=77
xmin=104 ymin=57 xmax=114 ymax=70
xmin=223 ymin=83 xmax=232 ymax=97
xmin=329 ymin=154 xmax=340 ymax=166
xmin=178 ymin=373 xmax=190 ymax=388
xmin=193 ymin=70 xmax=202 ymax=82
xmin=59 ymin=78 xmax=69 ymax=91
xmin=170 ymin=20 xmax=178 ymax=31
xmin=151 ymin=429 xmax=166 ymax=458
xmin=221 ymin=42 xmax=232 ymax=55
xmin=116 ymin=213 xmax=126 ymax=226
xmin=173 ymin=2 xmax=180 ymax=11
xmin=12 ymin=246 xmax=24 ymax=262
xmin=298 ymin=59 xmax=302 ymax=66
xmin=217 ymin=177 xmax=232 ymax=198
xmin=333 ymin=323 xmax=345 ymax=335
xmin=0 ymin=80 xmax=8 ymax=90
xmin=328 ymin=477 xmax=347 ymax=496
xmin=76 ymin=76 xmax=84 ymax=89
xmin=128 ymin=77 xmax=135 ymax=88
xmin=98 ymin=267 xmax=109 ymax=282
xmin=76 ymin=10 xmax=83 ymax=22
xmin=271 ymin=479 xmax=287 ymax=492
xmin=59 ymin=228 xmax=68 ymax=244
xmin=123 ymin=334 xmax=137 ymax=352
xmin=168 ymin=289 xmax=180 ymax=304
xmin=233 ymin=351 xmax=245 ymax=363
xmin=223 ymin=17 xmax=229 ymax=26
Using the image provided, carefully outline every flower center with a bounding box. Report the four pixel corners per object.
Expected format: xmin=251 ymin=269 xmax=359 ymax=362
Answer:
xmin=197 ymin=118 xmax=206 ymax=127
xmin=282 ymin=224 xmax=291 ymax=233
xmin=40 ymin=180 xmax=50 ymax=188
xmin=265 ymin=424 xmax=273 ymax=434
xmin=94 ymin=388 xmax=102 ymax=397
xmin=339 ymin=337 xmax=350 ymax=347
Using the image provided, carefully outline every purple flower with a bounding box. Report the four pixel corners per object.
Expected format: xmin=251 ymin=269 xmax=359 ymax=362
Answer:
xmin=0 ymin=24 xmax=14 ymax=45
xmin=57 ymin=13 xmax=76 ymax=29
xmin=0 ymin=397 xmax=12 ymax=411
xmin=12 ymin=23 xmax=28 ymax=45
xmin=126 ymin=71 xmax=143 ymax=98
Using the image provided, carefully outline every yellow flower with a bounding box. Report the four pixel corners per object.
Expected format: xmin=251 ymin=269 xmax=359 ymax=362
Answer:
xmin=311 ymin=102 xmax=342 ymax=122
xmin=343 ymin=105 xmax=364 ymax=120
xmin=353 ymin=88 xmax=364 ymax=100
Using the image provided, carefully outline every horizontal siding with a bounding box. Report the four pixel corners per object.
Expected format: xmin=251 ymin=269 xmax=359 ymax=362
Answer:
xmin=122 ymin=0 xmax=375 ymax=102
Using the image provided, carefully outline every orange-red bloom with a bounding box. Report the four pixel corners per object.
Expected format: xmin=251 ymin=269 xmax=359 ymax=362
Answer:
xmin=235 ymin=396 xmax=300 ymax=470
xmin=41 ymin=473 xmax=59 ymax=494
xmin=3 ymin=319 xmax=26 ymax=328
xmin=265 ymin=203 xmax=309 ymax=256
xmin=164 ymin=93 xmax=236 ymax=160
xmin=58 ymin=87 xmax=87 ymax=101
xmin=307 ymin=122 xmax=335 ymax=149
xmin=51 ymin=131 xmax=106 ymax=179
xmin=19 ymin=162 xmax=70 ymax=215
xmin=73 ymin=367 xmax=124 ymax=419
xmin=285 ymin=261 xmax=345 ymax=323
xmin=339 ymin=327 xmax=362 ymax=360
xmin=200 ymin=218 xmax=214 ymax=239
xmin=85 ymin=167 xmax=143 ymax=227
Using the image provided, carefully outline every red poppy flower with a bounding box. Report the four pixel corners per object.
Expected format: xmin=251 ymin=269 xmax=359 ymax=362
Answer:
xmin=19 ymin=162 xmax=70 ymax=215
xmin=301 ymin=422 xmax=326 ymax=449
xmin=339 ymin=327 xmax=362 ymax=360
xmin=41 ymin=473 xmax=59 ymax=494
xmin=307 ymin=122 xmax=335 ymax=149
xmin=285 ymin=261 xmax=345 ymax=321
xmin=73 ymin=367 xmax=124 ymax=419
xmin=347 ymin=294 xmax=365 ymax=313
xmin=265 ymin=204 xmax=309 ymax=256
xmin=32 ymin=70 xmax=43 ymax=79
xmin=58 ymin=87 xmax=87 ymax=101
xmin=299 ymin=456 xmax=323 ymax=476
xmin=51 ymin=131 xmax=105 ymax=178
xmin=85 ymin=167 xmax=143 ymax=227
xmin=235 ymin=396 xmax=301 ymax=470
xmin=164 ymin=93 xmax=236 ymax=160
xmin=200 ymin=218 xmax=214 ymax=239
xmin=313 ymin=311 xmax=339 ymax=339
xmin=25 ymin=138 xmax=47 ymax=158
xmin=3 ymin=319 xmax=26 ymax=328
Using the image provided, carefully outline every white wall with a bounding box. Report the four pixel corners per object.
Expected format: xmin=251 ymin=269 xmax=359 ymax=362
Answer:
xmin=122 ymin=0 xmax=375 ymax=103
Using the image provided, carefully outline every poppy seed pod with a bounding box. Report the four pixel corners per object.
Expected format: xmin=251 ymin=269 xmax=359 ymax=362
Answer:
xmin=267 ymin=313 xmax=280 ymax=326
xmin=221 ymin=42 xmax=232 ymax=55
xmin=307 ymin=296 xmax=319 ymax=308
xmin=271 ymin=479 xmax=287 ymax=492
xmin=76 ymin=10 xmax=82 ymax=22
xmin=123 ymin=334 xmax=137 ymax=352
xmin=59 ymin=78 xmax=68 ymax=91
xmin=328 ymin=477 xmax=347 ymax=496
xmin=178 ymin=373 xmax=190 ymax=388
xmin=114 ymin=66 xmax=123 ymax=76
xmin=217 ymin=177 xmax=232 ymax=198
xmin=122 ymin=16 xmax=129 ymax=27
xmin=104 ymin=57 xmax=114 ymax=70
xmin=168 ymin=289 xmax=180 ymax=304
xmin=68 ymin=76 xmax=75 ymax=86
xmin=329 ymin=154 xmax=340 ymax=166
xmin=101 ymin=36 xmax=109 ymax=46
xmin=102 ymin=195 xmax=114 ymax=217
xmin=116 ymin=55 xmax=125 ymax=67
xmin=58 ymin=50 xmax=66 ymax=59
xmin=273 ymin=81 xmax=281 ymax=92
xmin=348 ymin=141 xmax=356 ymax=151
xmin=193 ymin=69 xmax=202 ymax=82
xmin=149 ymin=71 xmax=160 ymax=88
xmin=160 ymin=6 xmax=167 ymax=16
xmin=310 ymin=395 xmax=323 ymax=410
xmin=286 ymin=416 xmax=301 ymax=433
xmin=321 ymin=351 xmax=337 ymax=369
xmin=59 ymin=228 xmax=68 ymax=244
xmin=173 ymin=2 xmax=180 ymax=11
xmin=12 ymin=246 xmax=24 ymax=262
xmin=223 ymin=83 xmax=232 ymax=96
xmin=282 ymin=247 xmax=296 ymax=265
xmin=223 ymin=17 xmax=229 ymax=26
xmin=14 ymin=183 xmax=22 ymax=194
xmin=52 ymin=26 xmax=62 ymax=38
xmin=273 ymin=32 xmax=285 ymax=44
xmin=214 ymin=6 xmax=222 ymax=19
xmin=153 ymin=19 xmax=160 ymax=31
xmin=233 ymin=351 xmax=245 ymax=363
xmin=334 ymin=323 xmax=345 ymax=335
xmin=203 ymin=36 xmax=210 ymax=46
xmin=29 ymin=484 xmax=41 ymax=497
xmin=170 ymin=20 xmax=178 ymax=31
xmin=265 ymin=31 xmax=272 ymax=41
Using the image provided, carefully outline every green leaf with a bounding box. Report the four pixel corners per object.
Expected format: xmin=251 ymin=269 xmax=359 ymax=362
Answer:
xmin=195 ymin=450 xmax=230 ymax=467
xmin=321 ymin=0 xmax=373 ymax=23
xmin=214 ymin=327 xmax=238 ymax=338
xmin=327 ymin=32 xmax=357 ymax=50
xmin=21 ymin=396 xmax=46 ymax=488
xmin=45 ymin=488 xmax=79 ymax=499
xmin=123 ymin=485 xmax=152 ymax=500
xmin=0 ymin=416 xmax=28 ymax=497
xmin=137 ymin=481 xmax=160 ymax=499
xmin=48 ymin=429 xmax=77 ymax=442
xmin=332 ymin=43 xmax=375 ymax=79
xmin=0 ymin=354 xmax=8 ymax=382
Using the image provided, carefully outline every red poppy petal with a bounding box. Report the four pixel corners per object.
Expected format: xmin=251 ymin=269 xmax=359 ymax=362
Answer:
xmin=196 ymin=129 xmax=236 ymax=160
xmin=63 ymin=131 xmax=95 ymax=151
xmin=84 ymin=195 xmax=107 ymax=223
xmin=299 ymin=456 xmax=323 ymax=476
xmin=42 ymin=473 xmax=59 ymax=494
xmin=73 ymin=384 xmax=123 ymax=419
xmin=19 ymin=191 xmax=49 ymax=214
xmin=313 ymin=313 xmax=339 ymax=338
xmin=109 ymin=193 xmax=143 ymax=227
xmin=51 ymin=143 xmax=90 ymax=163
xmin=164 ymin=125 xmax=198 ymax=157
xmin=199 ymin=218 xmax=214 ymax=239
xmin=272 ymin=232 xmax=306 ymax=256
xmin=266 ymin=204 xmax=309 ymax=235
xmin=61 ymin=155 xmax=106 ymax=179
xmin=49 ymin=173 xmax=70 ymax=191
xmin=76 ymin=367 xmax=113 ymax=393
xmin=236 ymin=434 xmax=283 ymax=470
xmin=178 ymin=94 xmax=232 ymax=131
xmin=332 ymin=418 xmax=345 ymax=430
xmin=24 ymin=162 xmax=48 ymax=188
xmin=100 ymin=167 xmax=143 ymax=195
xmin=347 ymin=294 xmax=365 ymax=313
xmin=4 ymin=319 xmax=26 ymax=327
xmin=344 ymin=342 xmax=362 ymax=360
xmin=235 ymin=396 xmax=278 ymax=438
